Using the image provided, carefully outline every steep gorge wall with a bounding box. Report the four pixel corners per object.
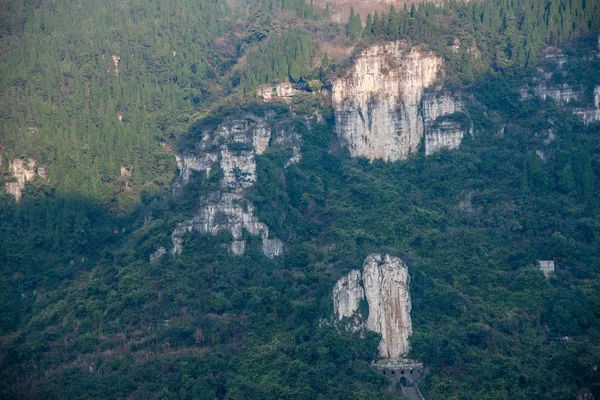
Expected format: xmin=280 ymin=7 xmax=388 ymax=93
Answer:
xmin=332 ymin=42 xmax=468 ymax=161
xmin=333 ymin=253 xmax=412 ymax=359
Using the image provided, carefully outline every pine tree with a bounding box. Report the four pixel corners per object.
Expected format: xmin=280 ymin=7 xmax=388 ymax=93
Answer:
xmin=365 ymin=14 xmax=373 ymax=37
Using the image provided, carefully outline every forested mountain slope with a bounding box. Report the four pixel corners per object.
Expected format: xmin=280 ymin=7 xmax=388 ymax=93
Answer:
xmin=1 ymin=0 xmax=600 ymax=399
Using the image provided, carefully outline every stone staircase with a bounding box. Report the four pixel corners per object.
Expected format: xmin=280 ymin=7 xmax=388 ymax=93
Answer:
xmin=401 ymin=384 xmax=425 ymax=400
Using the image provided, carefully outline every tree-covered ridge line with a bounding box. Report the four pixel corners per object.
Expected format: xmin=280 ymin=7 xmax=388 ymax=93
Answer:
xmin=345 ymin=0 xmax=600 ymax=75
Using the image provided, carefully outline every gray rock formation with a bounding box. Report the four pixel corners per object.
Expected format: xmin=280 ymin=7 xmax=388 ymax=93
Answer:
xmin=519 ymin=49 xmax=600 ymax=125
xmin=333 ymin=269 xmax=364 ymax=320
xmin=333 ymin=253 xmax=412 ymax=359
xmin=524 ymin=83 xmax=581 ymax=103
xmin=4 ymin=158 xmax=46 ymax=202
xmin=574 ymin=86 xmax=600 ymax=124
xmin=170 ymin=114 xmax=296 ymax=258
xmin=332 ymin=42 xmax=469 ymax=161
xmin=256 ymin=82 xmax=295 ymax=102
xmin=422 ymin=93 xmax=470 ymax=155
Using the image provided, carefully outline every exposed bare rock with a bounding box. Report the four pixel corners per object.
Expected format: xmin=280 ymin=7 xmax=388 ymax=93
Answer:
xmin=574 ymin=86 xmax=600 ymax=124
xmin=171 ymin=220 xmax=194 ymax=256
xmin=333 ymin=269 xmax=365 ymax=320
xmin=150 ymin=246 xmax=167 ymax=262
xmin=262 ymin=238 xmax=284 ymax=258
xmin=422 ymin=93 xmax=470 ymax=155
xmin=276 ymin=82 xmax=295 ymax=98
xmin=332 ymin=42 xmax=470 ymax=161
xmin=112 ymin=55 xmax=120 ymax=77
xmin=284 ymin=145 xmax=302 ymax=167
xmin=37 ymin=167 xmax=47 ymax=180
xmin=5 ymin=158 xmax=46 ymax=202
xmin=534 ymin=84 xmax=581 ymax=103
xmin=363 ymin=254 xmax=412 ymax=359
xmin=578 ymin=388 xmax=596 ymax=400
xmin=538 ymin=260 xmax=555 ymax=278
xmin=332 ymin=42 xmax=443 ymax=162
xmin=230 ymin=240 xmax=246 ymax=255
xmin=175 ymin=153 xmax=219 ymax=186
xmin=120 ymin=166 xmax=132 ymax=177
xmin=256 ymin=85 xmax=273 ymax=101
xmin=450 ymin=38 xmax=460 ymax=53
xmin=333 ymin=253 xmax=412 ymax=359
xmin=257 ymin=82 xmax=296 ymax=102
xmin=171 ymin=114 xmax=298 ymax=258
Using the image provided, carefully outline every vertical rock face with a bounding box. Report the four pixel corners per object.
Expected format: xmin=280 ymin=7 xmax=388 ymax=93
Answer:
xmin=333 ymin=269 xmax=364 ymax=320
xmin=333 ymin=253 xmax=412 ymax=359
xmin=256 ymin=85 xmax=273 ymax=101
xmin=170 ymin=114 xmax=296 ymax=259
xmin=332 ymin=42 xmax=469 ymax=161
xmin=531 ymin=83 xmax=581 ymax=103
xmin=256 ymin=82 xmax=295 ymax=102
xmin=332 ymin=43 xmax=442 ymax=161
xmin=422 ymin=93 xmax=469 ymax=155
xmin=363 ymin=254 xmax=412 ymax=359
xmin=276 ymin=82 xmax=295 ymax=98
xmin=520 ymin=49 xmax=600 ymax=125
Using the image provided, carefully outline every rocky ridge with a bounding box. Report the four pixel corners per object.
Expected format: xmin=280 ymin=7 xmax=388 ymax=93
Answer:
xmin=333 ymin=253 xmax=412 ymax=359
xmin=162 ymin=114 xmax=299 ymax=260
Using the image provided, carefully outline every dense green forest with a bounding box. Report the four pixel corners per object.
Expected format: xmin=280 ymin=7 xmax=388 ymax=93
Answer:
xmin=1 ymin=0 xmax=600 ymax=398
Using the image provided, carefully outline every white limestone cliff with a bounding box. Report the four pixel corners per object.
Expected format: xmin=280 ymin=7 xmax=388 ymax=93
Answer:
xmin=363 ymin=254 xmax=412 ymax=359
xmin=519 ymin=49 xmax=600 ymax=124
xmin=422 ymin=93 xmax=469 ymax=155
xmin=333 ymin=253 xmax=412 ymax=359
xmin=332 ymin=42 xmax=469 ymax=161
xmin=527 ymin=83 xmax=581 ymax=103
xmin=333 ymin=269 xmax=364 ymax=320
xmin=169 ymin=115 xmax=294 ymax=259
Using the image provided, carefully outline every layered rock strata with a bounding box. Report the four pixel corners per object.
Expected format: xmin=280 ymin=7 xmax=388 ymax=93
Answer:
xmin=333 ymin=253 xmax=412 ymax=359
